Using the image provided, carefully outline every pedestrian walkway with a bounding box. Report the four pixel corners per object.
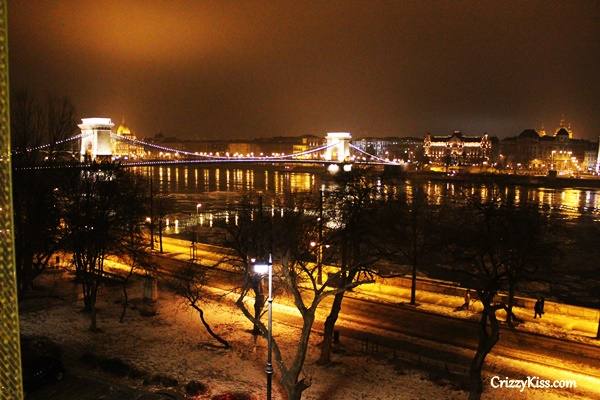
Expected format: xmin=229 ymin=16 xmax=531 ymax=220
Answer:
xmin=145 ymin=235 xmax=600 ymax=344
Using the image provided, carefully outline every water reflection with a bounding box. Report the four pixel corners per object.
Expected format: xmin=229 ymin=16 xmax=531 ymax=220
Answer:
xmin=133 ymin=166 xmax=600 ymax=219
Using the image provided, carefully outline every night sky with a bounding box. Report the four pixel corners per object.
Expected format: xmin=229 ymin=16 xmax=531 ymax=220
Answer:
xmin=8 ymin=1 xmax=600 ymax=140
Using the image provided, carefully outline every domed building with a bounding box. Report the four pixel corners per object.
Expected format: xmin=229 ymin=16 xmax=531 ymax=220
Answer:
xmin=554 ymin=117 xmax=574 ymax=139
xmin=116 ymin=122 xmax=131 ymax=136
xmin=499 ymin=119 xmax=596 ymax=173
xmin=113 ymin=119 xmax=144 ymax=159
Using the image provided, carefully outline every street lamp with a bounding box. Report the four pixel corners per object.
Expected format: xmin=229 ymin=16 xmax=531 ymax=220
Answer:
xmin=317 ymin=185 xmax=325 ymax=284
xmin=195 ymin=203 xmax=202 ymax=243
xmin=253 ymin=255 xmax=273 ymax=400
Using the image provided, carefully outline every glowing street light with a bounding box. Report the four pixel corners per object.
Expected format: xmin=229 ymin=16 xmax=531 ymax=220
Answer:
xmin=253 ymin=255 xmax=273 ymax=400
xmin=194 ymin=203 xmax=203 ymax=243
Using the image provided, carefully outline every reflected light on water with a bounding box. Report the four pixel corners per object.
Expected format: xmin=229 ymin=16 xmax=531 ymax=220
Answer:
xmin=141 ymin=166 xmax=600 ymax=220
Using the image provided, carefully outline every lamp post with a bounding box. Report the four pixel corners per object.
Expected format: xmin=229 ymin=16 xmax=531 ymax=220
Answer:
xmin=317 ymin=184 xmax=324 ymax=284
xmin=195 ymin=203 xmax=202 ymax=243
xmin=253 ymin=255 xmax=273 ymax=400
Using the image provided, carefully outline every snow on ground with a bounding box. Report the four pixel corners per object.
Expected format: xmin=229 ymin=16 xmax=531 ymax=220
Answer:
xmin=19 ymin=271 xmax=590 ymax=400
xmin=156 ymin=236 xmax=600 ymax=345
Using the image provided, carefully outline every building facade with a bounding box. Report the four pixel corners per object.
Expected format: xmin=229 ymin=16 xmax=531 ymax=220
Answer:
xmin=499 ymin=125 xmax=597 ymax=174
xmin=113 ymin=121 xmax=145 ymax=159
xmin=424 ymin=131 xmax=493 ymax=165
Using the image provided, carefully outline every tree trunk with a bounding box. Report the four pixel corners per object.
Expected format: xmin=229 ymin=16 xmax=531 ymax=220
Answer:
xmin=282 ymin=312 xmax=315 ymax=400
xmin=318 ymin=290 xmax=345 ymax=364
xmin=596 ymin=314 xmax=599 ymax=339
xmin=194 ymin=306 xmax=230 ymax=348
xmin=284 ymin=385 xmax=304 ymax=400
xmin=469 ymin=296 xmax=500 ymax=400
xmin=82 ymin=279 xmax=92 ymax=312
xmin=119 ymin=283 xmax=128 ymax=323
xmin=410 ymin=258 xmax=417 ymax=305
xmin=88 ymin=276 xmax=100 ymax=331
xmin=469 ymin=350 xmax=486 ymax=400
xmin=506 ymin=283 xmax=515 ymax=327
xmin=90 ymin=304 xmax=97 ymax=332
xmin=159 ymin=220 xmax=163 ymax=253
xmin=252 ymin=282 xmax=265 ymax=336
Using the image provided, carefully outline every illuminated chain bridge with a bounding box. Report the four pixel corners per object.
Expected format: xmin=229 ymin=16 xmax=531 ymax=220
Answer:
xmin=14 ymin=118 xmax=402 ymax=169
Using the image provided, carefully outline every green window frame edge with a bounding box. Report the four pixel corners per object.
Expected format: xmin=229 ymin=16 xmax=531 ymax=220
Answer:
xmin=0 ymin=1 xmax=24 ymax=399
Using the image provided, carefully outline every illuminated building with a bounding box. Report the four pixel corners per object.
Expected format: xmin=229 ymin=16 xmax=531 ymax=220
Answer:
xmin=79 ymin=117 xmax=115 ymax=162
xmin=596 ymin=138 xmax=600 ymax=173
xmin=499 ymin=122 xmax=596 ymax=173
xmin=113 ymin=120 xmax=145 ymax=159
xmin=555 ymin=117 xmax=574 ymax=139
xmin=292 ymin=135 xmax=324 ymax=159
xmin=352 ymin=137 xmax=393 ymax=158
xmin=582 ymin=150 xmax=598 ymax=172
xmin=227 ymin=142 xmax=262 ymax=156
xmin=351 ymin=136 xmax=423 ymax=161
xmin=423 ymin=131 xmax=493 ymax=165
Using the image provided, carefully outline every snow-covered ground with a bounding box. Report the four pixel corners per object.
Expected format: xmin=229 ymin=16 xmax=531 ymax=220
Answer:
xmin=19 ymin=271 xmax=593 ymax=400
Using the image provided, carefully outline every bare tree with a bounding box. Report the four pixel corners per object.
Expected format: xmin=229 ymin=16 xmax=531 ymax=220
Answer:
xmin=12 ymin=168 xmax=62 ymax=297
xmin=60 ymin=165 xmax=146 ymax=331
xmin=11 ymin=89 xmax=45 ymax=158
xmin=218 ymin=195 xmax=271 ymax=336
xmin=235 ymin=206 xmax=371 ymax=400
xmin=317 ymin=169 xmax=381 ymax=364
xmin=11 ymin=89 xmax=77 ymax=161
xmin=500 ymin=203 xmax=556 ymax=326
xmin=154 ymin=193 xmax=176 ymax=253
xmin=376 ymin=182 xmax=437 ymax=306
xmin=172 ymin=264 xmax=230 ymax=348
xmin=10 ymin=91 xmax=77 ymax=296
xmin=114 ymin=173 xmax=154 ymax=322
xmin=444 ymin=191 xmax=552 ymax=400
xmin=44 ymin=95 xmax=77 ymax=157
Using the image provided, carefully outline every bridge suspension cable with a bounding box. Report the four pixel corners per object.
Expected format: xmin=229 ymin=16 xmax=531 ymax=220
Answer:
xmin=112 ymin=133 xmax=338 ymax=161
xmin=12 ymin=132 xmax=91 ymax=154
xmin=348 ymin=143 xmax=400 ymax=165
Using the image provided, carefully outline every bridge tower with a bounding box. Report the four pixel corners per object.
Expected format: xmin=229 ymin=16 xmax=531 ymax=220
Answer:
xmin=79 ymin=118 xmax=115 ymax=162
xmin=324 ymin=132 xmax=351 ymax=162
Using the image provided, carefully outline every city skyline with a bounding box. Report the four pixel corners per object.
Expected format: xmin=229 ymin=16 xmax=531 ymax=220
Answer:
xmin=8 ymin=1 xmax=600 ymax=140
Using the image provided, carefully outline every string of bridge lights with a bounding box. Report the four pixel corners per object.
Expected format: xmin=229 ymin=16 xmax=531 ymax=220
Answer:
xmin=12 ymin=132 xmax=92 ymax=154
xmin=12 ymin=130 xmax=402 ymax=168
xmin=111 ymin=133 xmax=338 ymax=161
xmin=113 ymin=135 xmax=401 ymax=165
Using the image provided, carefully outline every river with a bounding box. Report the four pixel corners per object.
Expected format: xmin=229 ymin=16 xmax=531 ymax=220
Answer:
xmin=134 ymin=165 xmax=600 ymax=221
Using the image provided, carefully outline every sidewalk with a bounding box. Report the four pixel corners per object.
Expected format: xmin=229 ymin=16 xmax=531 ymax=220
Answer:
xmin=136 ymin=235 xmax=600 ymax=345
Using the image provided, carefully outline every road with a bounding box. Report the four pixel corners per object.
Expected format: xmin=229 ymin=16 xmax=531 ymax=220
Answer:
xmin=147 ymin=243 xmax=600 ymax=399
